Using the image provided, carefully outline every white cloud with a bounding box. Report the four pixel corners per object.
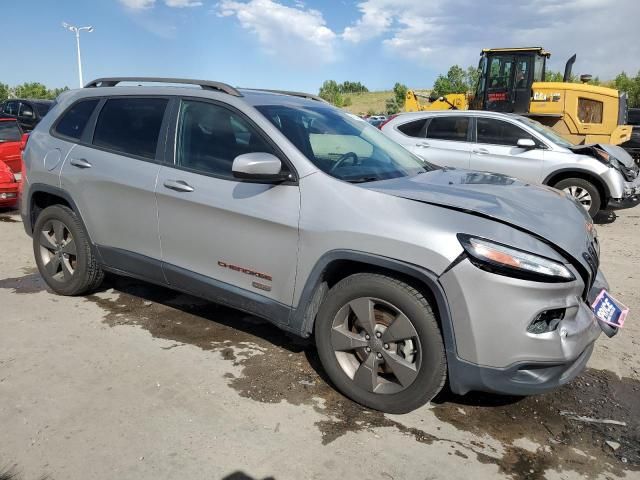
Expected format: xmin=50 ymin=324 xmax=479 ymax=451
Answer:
xmin=118 ymin=0 xmax=156 ymax=9
xmin=118 ymin=0 xmax=202 ymax=9
xmin=342 ymin=0 xmax=640 ymax=79
xmin=164 ymin=0 xmax=203 ymax=7
xmin=217 ymin=0 xmax=337 ymax=64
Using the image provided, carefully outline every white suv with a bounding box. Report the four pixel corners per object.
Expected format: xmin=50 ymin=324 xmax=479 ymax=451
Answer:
xmin=381 ymin=110 xmax=640 ymax=217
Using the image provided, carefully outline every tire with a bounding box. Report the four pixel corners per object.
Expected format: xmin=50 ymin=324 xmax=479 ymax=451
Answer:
xmin=553 ymin=177 xmax=601 ymax=218
xmin=33 ymin=205 xmax=104 ymax=295
xmin=314 ymin=273 xmax=447 ymax=413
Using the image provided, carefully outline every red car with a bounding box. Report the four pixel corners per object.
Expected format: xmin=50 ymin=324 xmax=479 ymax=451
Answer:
xmin=0 ymin=118 xmax=28 ymax=208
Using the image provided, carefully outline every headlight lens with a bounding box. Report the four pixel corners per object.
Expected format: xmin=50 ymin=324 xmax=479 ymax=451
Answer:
xmin=458 ymin=234 xmax=575 ymax=282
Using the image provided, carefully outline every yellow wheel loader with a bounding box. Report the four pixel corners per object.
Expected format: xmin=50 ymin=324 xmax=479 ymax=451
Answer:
xmin=405 ymin=47 xmax=632 ymax=146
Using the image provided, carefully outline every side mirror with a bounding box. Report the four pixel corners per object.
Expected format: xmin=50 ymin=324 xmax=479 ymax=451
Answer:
xmin=20 ymin=133 xmax=29 ymax=151
xmin=232 ymin=152 xmax=290 ymax=182
xmin=517 ymin=138 xmax=536 ymax=149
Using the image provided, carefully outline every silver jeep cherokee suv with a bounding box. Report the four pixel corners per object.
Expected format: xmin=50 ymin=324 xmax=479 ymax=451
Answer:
xmin=21 ymin=78 xmax=617 ymax=413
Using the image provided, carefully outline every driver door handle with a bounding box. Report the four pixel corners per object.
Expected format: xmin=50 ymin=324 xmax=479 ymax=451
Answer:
xmin=473 ymin=148 xmax=490 ymax=155
xmin=70 ymin=158 xmax=92 ymax=169
xmin=163 ymin=180 xmax=194 ymax=193
xmin=415 ymin=142 xmax=430 ymax=148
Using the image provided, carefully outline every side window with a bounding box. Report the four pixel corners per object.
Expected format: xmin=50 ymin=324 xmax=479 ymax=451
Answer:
xmin=477 ymin=118 xmax=535 ymax=146
xmin=18 ymin=102 xmax=34 ymax=118
xmin=397 ymin=118 xmax=427 ymax=137
xmin=5 ymin=101 xmax=19 ymax=115
xmin=488 ymin=56 xmax=513 ymax=89
xmin=426 ymin=116 xmax=469 ymax=142
xmin=578 ymin=98 xmax=603 ymax=124
xmin=176 ymin=99 xmax=277 ymax=178
xmin=93 ymin=97 xmax=168 ymax=159
xmin=55 ymin=99 xmax=99 ymax=140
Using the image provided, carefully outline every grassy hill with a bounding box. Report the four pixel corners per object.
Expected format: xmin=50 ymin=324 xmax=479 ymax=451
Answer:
xmin=342 ymin=89 xmax=431 ymax=115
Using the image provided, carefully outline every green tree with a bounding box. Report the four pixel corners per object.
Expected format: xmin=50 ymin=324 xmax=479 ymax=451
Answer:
xmin=431 ymin=65 xmax=468 ymax=97
xmin=13 ymin=82 xmax=50 ymax=99
xmin=384 ymin=82 xmax=407 ymax=115
xmin=319 ymin=80 xmax=347 ymax=107
xmin=0 ymin=82 xmax=9 ymax=101
xmin=615 ymin=71 xmax=640 ymax=108
xmin=466 ymin=66 xmax=480 ymax=92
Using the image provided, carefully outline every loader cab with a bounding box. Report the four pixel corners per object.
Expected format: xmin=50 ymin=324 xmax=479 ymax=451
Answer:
xmin=472 ymin=48 xmax=549 ymax=114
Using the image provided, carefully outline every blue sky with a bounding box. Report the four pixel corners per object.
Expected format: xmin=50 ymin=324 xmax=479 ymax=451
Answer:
xmin=3 ymin=0 xmax=640 ymax=92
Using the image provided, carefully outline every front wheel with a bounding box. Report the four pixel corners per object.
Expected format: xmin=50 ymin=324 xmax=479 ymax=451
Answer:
xmin=314 ymin=273 xmax=447 ymax=413
xmin=554 ymin=178 xmax=601 ymax=218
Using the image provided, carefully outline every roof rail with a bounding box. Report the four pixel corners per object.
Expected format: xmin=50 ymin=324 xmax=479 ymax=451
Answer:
xmin=84 ymin=77 xmax=242 ymax=97
xmin=248 ymin=89 xmax=328 ymax=103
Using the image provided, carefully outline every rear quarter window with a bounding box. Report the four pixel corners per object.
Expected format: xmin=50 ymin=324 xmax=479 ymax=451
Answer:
xmin=54 ymin=99 xmax=99 ymax=140
xmin=397 ymin=118 xmax=427 ymax=137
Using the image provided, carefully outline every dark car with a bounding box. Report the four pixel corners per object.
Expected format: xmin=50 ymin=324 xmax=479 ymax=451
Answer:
xmin=0 ymin=99 xmax=54 ymax=131
xmin=622 ymin=108 xmax=640 ymax=163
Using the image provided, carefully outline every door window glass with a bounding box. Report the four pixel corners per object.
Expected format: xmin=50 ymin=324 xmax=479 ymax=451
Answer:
xmin=477 ymin=118 xmax=535 ymax=146
xmin=514 ymin=60 xmax=529 ymax=89
xmin=93 ymin=97 xmax=168 ymax=159
xmin=55 ymin=99 xmax=99 ymax=140
xmin=176 ymin=99 xmax=276 ymax=177
xmin=397 ymin=118 xmax=427 ymax=137
xmin=533 ymin=55 xmax=545 ymax=82
xmin=578 ymin=98 xmax=603 ymax=124
xmin=426 ymin=116 xmax=469 ymax=142
xmin=4 ymin=101 xmax=19 ymax=115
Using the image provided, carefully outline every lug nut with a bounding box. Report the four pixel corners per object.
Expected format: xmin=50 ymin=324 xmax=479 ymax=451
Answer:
xmin=384 ymin=343 xmax=389 ymax=349
xmin=376 ymin=353 xmax=382 ymax=359
xmin=376 ymin=331 xmax=382 ymax=338
xmin=365 ymin=347 xmax=371 ymax=352
xmin=365 ymin=334 xmax=370 ymax=340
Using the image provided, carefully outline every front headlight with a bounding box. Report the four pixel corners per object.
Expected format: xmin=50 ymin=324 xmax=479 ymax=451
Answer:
xmin=457 ymin=234 xmax=575 ymax=283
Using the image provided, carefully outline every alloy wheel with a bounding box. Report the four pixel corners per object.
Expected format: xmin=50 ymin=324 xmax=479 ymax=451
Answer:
xmin=330 ymin=297 xmax=421 ymax=394
xmin=563 ymin=185 xmax=592 ymax=211
xmin=39 ymin=219 xmax=77 ymax=282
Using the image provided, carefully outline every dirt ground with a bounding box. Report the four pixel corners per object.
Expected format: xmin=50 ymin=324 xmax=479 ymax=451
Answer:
xmin=0 ymin=206 xmax=639 ymax=480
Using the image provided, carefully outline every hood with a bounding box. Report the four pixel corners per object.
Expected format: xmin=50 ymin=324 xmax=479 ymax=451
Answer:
xmin=365 ymin=169 xmax=597 ymax=283
xmin=570 ymin=143 xmax=638 ymax=173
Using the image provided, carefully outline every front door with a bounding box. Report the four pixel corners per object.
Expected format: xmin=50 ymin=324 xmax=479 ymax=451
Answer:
xmin=156 ymin=98 xmax=300 ymax=312
xmin=470 ymin=117 xmax=544 ymax=183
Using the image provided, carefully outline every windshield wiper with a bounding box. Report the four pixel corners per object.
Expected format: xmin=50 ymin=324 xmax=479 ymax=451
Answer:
xmin=346 ymin=176 xmax=380 ymax=184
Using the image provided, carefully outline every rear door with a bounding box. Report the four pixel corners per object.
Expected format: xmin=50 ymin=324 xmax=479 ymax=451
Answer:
xmin=420 ymin=115 xmax=472 ymax=169
xmin=156 ymin=98 xmax=300 ymax=310
xmin=59 ymin=96 xmax=169 ymax=281
xmin=470 ymin=116 xmax=545 ymax=182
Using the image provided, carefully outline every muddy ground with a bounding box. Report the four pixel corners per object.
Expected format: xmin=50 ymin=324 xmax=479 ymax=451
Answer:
xmin=1 ymin=207 xmax=639 ymax=480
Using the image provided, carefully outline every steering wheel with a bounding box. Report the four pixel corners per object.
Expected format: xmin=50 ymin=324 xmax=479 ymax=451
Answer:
xmin=330 ymin=152 xmax=358 ymax=173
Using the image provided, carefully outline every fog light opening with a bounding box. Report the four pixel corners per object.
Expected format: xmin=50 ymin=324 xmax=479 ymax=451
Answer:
xmin=527 ymin=308 xmax=566 ymax=334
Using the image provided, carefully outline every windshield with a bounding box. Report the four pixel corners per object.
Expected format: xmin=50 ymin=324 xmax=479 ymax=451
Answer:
xmin=255 ymin=104 xmax=432 ymax=182
xmin=517 ymin=116 xmax=574 ymax=148
xmin=0 ymin=121 xmax=21 ymax=142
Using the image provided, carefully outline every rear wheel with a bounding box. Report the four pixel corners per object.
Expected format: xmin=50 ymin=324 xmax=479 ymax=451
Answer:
xmin=33 ymin=205 xmax=104 ymax=295
xmin=554 ymin=178 xmax=601 ymax=218
xmin=315 ymin=273 xmax=446 ymax=413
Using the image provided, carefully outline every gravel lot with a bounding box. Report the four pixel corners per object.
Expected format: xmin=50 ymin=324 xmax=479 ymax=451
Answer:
xmin=0 ymin=207 xmax=638 ymax=480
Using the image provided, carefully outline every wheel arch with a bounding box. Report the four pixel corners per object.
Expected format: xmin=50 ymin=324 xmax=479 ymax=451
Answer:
xmin=543 ymin=169 xmax=610 ymax=208
xmin=25 ymin=184 xmax=88 ymax=240
xmin=291 ymin=250 xmax=457 ymax=356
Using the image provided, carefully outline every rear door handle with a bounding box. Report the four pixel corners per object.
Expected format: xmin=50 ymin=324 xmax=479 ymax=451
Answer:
xmin=473 ymin=148 xmax=490 ymax=155
xmin=70 ymin=158 xmax=92 ymax=169
xmin=415 ymin=142 xmax=430 ymax=148
xmin=163 ymin=179 xmax=194 ymax=193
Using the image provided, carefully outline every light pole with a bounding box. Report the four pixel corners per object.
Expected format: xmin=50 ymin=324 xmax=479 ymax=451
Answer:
xmin=62 ymin=22 xmax=94 ymax=88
